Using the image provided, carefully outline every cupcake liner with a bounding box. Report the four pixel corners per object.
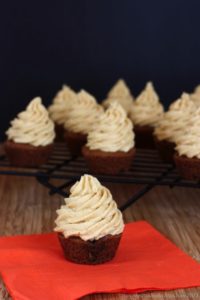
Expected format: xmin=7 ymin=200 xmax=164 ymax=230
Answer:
xmin=64 ymin=131 xmax=87 ymax=156
xmin=58 ymin=233 xmax=122 ymax=265
xmin=134 ymin=125 xmax=155 ymax=149
xmin=154 ymin=136 xmax=175 ymax=164
xmin=4 ymin=140 xmax=53 ymax=167
xmin=82 ymin=146 xmax=135 ymax=175
xmin=174 ymin=153 xmax=200 ymax=180
xmin=54 ymin=123 xmax=65 ymax=142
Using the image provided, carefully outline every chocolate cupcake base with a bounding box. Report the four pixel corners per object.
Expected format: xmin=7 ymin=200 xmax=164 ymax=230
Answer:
xmin=82 ymin=146 xmax=135 ymax=175
xmin=54 ymin=123 xmax=65 ymax=142
xmin=4 ymin=140 xmax=53 ymax=167
xmin=58 ymin=233 xmax=122 ymax=265
xmin=134 ymin=125 xmax=155 ymax=149
xmin=64 ymin=131 xmax=87 ymax=156
xmin=174 ymin=153 xmax=200 ymax=181
xmin=154 ymin=136 xmax=175 ymax=164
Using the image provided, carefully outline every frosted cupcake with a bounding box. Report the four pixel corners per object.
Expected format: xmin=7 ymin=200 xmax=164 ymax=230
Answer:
xmin=174 ymin=108 xmax=200 ymax=180
xmin=48 ymin=85 xmax=77 ymax=141
xmin=102 ymin=79 xmax=134 ymax=113
xmin=5 ymin=97 xmax=55 ymax=167
xmin=64 ymin=90 xmax=103 ymax=156
xmin=129 ymin=82 xmax=164 ymax=149
xmin=190 ymin=85 xmax=200 ymax=107
xmin=54 ymin=174 xmax=124 ymax=264
xmin=154 ymin=93 xmax=195 ymax=163
xmin=82 ymin=102 xmax=135 ymax=174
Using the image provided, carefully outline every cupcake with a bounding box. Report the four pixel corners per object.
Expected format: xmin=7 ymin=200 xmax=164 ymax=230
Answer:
xmin=48 ymin=85 xmax=77 ymax=141
xmin=174 ymin=108 xmax=200 ymax=180
xmin=129 ymin=81 xmax=164 ymax=149
xmin=64 ymin=90 xmax=103 ymax=156
xmin=82 ymin=102 xmax=135 ymax=175
xmin=54 ymin=174 xmax=124 ymax=264
xmin=154 ymin=93 xmax=195 ymax=163
xmin=5 ymin=97 xmax=55 ymax=167
xmin=102 ymin=79 xmax=134 ymax=113
xmin=190 ymin=85 xmax=200 ymax=107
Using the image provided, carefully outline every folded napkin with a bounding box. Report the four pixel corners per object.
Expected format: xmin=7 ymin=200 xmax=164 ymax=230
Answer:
xmin=0 ymin=221 xmax=200 ymax=300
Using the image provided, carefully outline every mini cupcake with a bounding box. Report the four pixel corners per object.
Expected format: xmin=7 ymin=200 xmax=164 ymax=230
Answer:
xmin=154 ymin=93 xmax=195 ymax=163
xmin=48 ymin=85 xmax=77 ymax=141
xmin=5 ymin=97 xmax=55 ymax=167
xmin=129 ymin=82 xmax=164 ymax=149
xmin=64 ymin=90 xmax=103 ymax=156
xmin=82 ymin=102 xmax=135 ymax=175
xmin=102 ymin=79 xmax=134 ymax=113
xmin=190 ymin=85 xmax=200 ymax=107
xmin=54 ymin=174 xmax=124 ymax=264
xmin=174 ymin=108 xmax=200 ymax=180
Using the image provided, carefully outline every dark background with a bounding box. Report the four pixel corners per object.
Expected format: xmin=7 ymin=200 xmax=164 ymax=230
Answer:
xmin=1 ymin=0 xmax=200 ymax=140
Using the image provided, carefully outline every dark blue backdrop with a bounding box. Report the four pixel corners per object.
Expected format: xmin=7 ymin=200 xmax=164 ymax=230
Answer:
xmin=1 ymin=0 xmax=200 ymax=140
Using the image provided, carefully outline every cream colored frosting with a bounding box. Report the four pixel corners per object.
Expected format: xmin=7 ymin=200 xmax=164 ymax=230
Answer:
xmin=6 ymin=97 xmax=55 ymax=146
xmin=190 ymin=85 xmax=200 ymax=107
xmin=102 ymin=79 xmax=134 ymax=113
xmin=129 ymin=82 xmax=164 ymax=127
xmin=154 ymin=93 xmax=195 ymax=143
xmin=175 ymin=108 xmax=200 ymax=158
xmin=169 ymin=92 xmax=195 ymax=111
xmin=48 ymin=85 xmax=77 ymax=125
xmin=64 ymin=90 xmax=103 ymax=134
xmin=54 ymin=174 xmax=124 ymax=241
xmin=87 ymin=102 xmax=134 ymax=152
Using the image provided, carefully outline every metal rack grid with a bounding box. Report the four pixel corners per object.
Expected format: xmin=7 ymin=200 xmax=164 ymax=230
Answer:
xmin=0 ymin=143 xmax=199 ymax=211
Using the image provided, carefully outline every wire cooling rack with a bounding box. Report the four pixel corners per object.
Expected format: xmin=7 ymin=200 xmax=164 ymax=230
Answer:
xmin=0 ymin=143 xmax=200 ymax=211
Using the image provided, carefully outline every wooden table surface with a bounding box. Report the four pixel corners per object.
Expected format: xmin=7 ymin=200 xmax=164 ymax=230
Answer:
xmin=0 ymin=172 xmax=200 ymax=299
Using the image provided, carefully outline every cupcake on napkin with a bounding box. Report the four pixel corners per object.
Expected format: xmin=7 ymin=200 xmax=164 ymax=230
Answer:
xmin=174 ymin=108 xmax=200 ymax=180
xmin=102 ymin=79 xmax=134 ymax=113
xmin=129 ymin=81 xmax=164 ymax=149
xmin=48 ymin=85 xmax=77 ymax=141
xmin=82 ymin=102 xmax=135 ymax=175
xmin=154 ymin=93 xmax=195 ymax=163
xmin=64 ymin=90 xmax=103 ymax=156
xmin=54 ymin=174 xmax=124 ymax=264
xmin=5 ymin=97 xmax=55 ymax=167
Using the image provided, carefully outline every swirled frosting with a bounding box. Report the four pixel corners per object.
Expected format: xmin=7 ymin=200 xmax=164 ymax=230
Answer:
xmin=175 ymin=108 xmax=200 ymax=158
xmin=154 ymin=93 xmax=195 ymax=143
xmin=54 ymin=174 xmax=124 ymax=241
xmin=48 ymin=85 xmax=77 ymax=125
xmin=6 ymin=97 xmax=55 ymax=146
xmin=64 ymin=90 xmax=103 ymax=134
xmin=129 ymin=82 xmax=164 ymax=127
xmin=87 ymin=102 xmax=134 ymax=152
xmin=190 ymin=85 xmax=200 ymax=107
xmin=102 ymin=79 xmax=134 ymax=113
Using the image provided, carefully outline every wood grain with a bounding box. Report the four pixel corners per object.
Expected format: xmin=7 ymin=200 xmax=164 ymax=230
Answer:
xmin=0 ymin=174 xmax=200 ymax=299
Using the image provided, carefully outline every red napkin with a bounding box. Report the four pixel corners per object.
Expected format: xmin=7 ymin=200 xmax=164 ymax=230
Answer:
xmin=0 ymin=221 xmax=200 ymax=300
